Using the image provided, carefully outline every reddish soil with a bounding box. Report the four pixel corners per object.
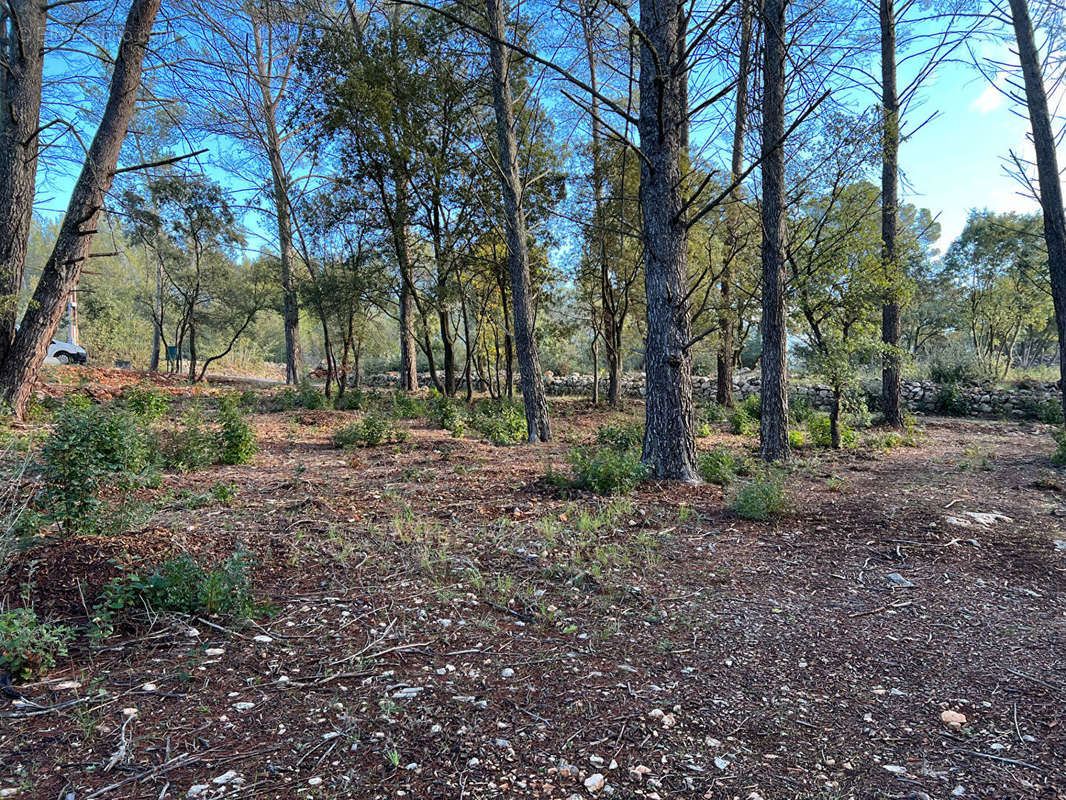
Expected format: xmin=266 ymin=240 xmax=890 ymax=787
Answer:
xmin=1 ymin=369 xmax=1064 ymax=800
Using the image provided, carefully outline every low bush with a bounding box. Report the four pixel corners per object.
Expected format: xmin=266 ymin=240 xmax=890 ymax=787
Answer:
xmin=729 ymin=407 xmax=757 ymax=436
xmin=1053 ymin=428 xmax=1066 ymax=467
xmin=160 ymin=405 xmax=217 ymax=472
xmin=568 ymin=446 xmax=648 ymax=495
xmin=471 ymin=399 xmax=527 ymax=445
xmin=0 ymin=608 xmax=74 ymax=680
xmin=217 ymin=395 xmax=257 ymax=465
xmin=788 ymin=429 xmax=808 ymax=449
xmin=730 ymin=473 xmax=789 ymax=521
xmin=92 ymin=553 xmax=259 ymax=637
xmin=388 ymin=391 xmax=426 ymax=420
xmin=596 ymin=421 xmax=644 ymax=451
xmin=124 ymin=385 xmax=170 ymax=421
xmin=700 ymin=402 xmax=728 ymax=424
xmin=808 ymin=412 xmax=859 ymax=448
xmin=1036 ymin=399 xmax=1065 ymax=425
xmin=428 ymin=390 xmax=466 ymax=437
xmin=697 ymin=448 xmax=754 ymax=485
xmin=335 ymin=388 xmax=369 ymax=411
xmin=933 ymin=383 xmax=969 ymax=416
xmin=333 ymin=414 xmax=409 ymax=448
xmin=929 ymin=348 xmax=985 ymax=385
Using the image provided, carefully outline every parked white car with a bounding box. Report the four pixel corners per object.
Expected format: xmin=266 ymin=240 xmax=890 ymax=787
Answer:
xmin=47 ymin=339 xmax=87 ymax=364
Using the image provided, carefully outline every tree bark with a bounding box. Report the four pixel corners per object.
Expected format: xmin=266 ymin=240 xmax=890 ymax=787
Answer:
xmin=759 ymin=0 xmax=791 ymax=462
xmin=485 ymin=0 xmax=551 ymax=441
xmin=637 ymin=0 xmax=697 ymax=480
xmin=0 ymin=0 xmax=161 ymax=416
xmin=396 ymin=175 xmax=419 ymax=392
xmin=1010 ymin=0 xmax=1066 ymax=424
xmin=717 ymin=0 xmax=752 ymax=409
xmin=879 ymin=0 xmax=904 ymax=427
xmin=0 ymin=0 xmax=45 ymax=367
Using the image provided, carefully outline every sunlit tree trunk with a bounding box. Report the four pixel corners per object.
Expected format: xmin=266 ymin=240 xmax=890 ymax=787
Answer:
xmin=880 ymin=0 xmax=904 ymax=427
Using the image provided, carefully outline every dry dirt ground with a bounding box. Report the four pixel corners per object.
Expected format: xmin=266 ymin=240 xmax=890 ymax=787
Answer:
xmin=2 ymin=369 xmax=1065 ymax=800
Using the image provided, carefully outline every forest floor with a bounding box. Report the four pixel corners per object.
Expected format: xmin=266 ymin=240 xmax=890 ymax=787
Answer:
xmin=2 ymin=368 xmax=1065 ymax=800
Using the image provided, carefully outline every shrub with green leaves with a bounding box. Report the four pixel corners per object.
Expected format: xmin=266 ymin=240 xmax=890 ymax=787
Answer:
xmin=217 ymin=395 xmax=257 ymax=465
xmin=1036 ymin=399 xmax=1065 ymax=425
xmin=124 ymin=385 xmax=171 ymax=421
xmin=160 ymin=404 xmax=216 ymax=471
xmin=729 ymin=407 xmax=757 ymax=436
xmin=808 ymin=412 xmax=859 ymax=448
xmin=1053 ymin=428 xmax=1066 ymax=466
xmin=333 ymin=414 xmax=409 ymax=449
xmin=934 ymin=383 xmax=969 ymax=416
xmin=596 ymin=421 xmax=644 ymax=451
xmin=471 ymin=399 xmax=527 ymax=445
xmin=428 ymin=390 xmax=466 ymax=436
xmin=335 ymin=388 xmax=369 ymax=411
xmin=389 ymin=391 xmax=426 ymax=420
xmin=730 ymin=474 xmax=790 ymax=521
xmin=789 ymin=395 xmax=816 ymax=426
xmin=39 ymin=402 xmax=155 ymax=535
xmin=699 ymin=402 xmax=728 ymax=424
xmin=697 ymin=448 xmax=754 ymax=485
xmin=0 ymin=608 xmax=73 ymax=680
xmin=567 ymin=446 xmax=648 ymax=495
xmin=788 ymin=430 xmax=807 ymax=449
xmin=92 ymin=553 xmax=258 ymax=637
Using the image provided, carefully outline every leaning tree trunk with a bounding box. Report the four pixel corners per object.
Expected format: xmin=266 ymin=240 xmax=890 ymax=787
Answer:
xmin=267 ymin=141 xmax=301 ymax=385
xmin=637 ymin=0 xmax=697 ymax=480
xmin=880 ymin=0 xmax=904 ymax=427
xmin=1010 ymin=0 xmax=1066 ymax=424
xmin=0 ymin=0 xmax=46 ymax=367
xmin=759 ymin=0 xmax=790 ymax=462
xmin=0 ymin=0 xmax=161 ymax=417
xmin=717 ymin=0 xmax=752 ymax=409
xmin=485 ymin=0 xmax=551 ymax=442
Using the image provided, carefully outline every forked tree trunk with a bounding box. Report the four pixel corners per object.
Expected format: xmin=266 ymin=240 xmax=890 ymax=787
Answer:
xmin=717 ymin=0 xmax=752 ymax=410
xmin=759 ymin=0 xmax=790 ymax=462
xmin=485 ymin=0 xmax=551 ymax=441
xmin=0 ymin=0 xmax=162 ymax=416
xmin=0 ymin=0 xmax=46 ymax=367
xmin=880 ymin=0 xmax=904 ymax=427
xmin=638 ymin=0 xmax=697 ymax=481
xmin=1010 ymin=0 xmax=1066 ymax=424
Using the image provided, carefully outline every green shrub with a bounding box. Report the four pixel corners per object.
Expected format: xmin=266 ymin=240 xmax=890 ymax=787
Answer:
xmin=929 ymin=349 xmax=985 ymax=385
xmin=471 ymin=399 xmax=527 ymax=445
xmin=333 ymin=414 xmax=409 ymax=449
xmin=730 ymin=474 xmax=789 ymax=521
xmin=297 ymin=380 xmax=329 ymax=410
xmin=568 ymin=446 xmax=648 ymax=495
xmin=788 ymin=429 xmax=807 ymax=449
xmin=39 ymin=403 xmax=155 ymax=535
xmin=700 ymin=402 xmax=728 ymax=424
xmin=696 ymin=422 xmax=714 ymax=437
xmin=161 ymin=405 xmax=216 ymax=471
xmin=217 ymin=395 xmax=257 ymax=465
xmin=92 ymin=553 xmax=258 ymax=637
xmin=0 ymin=608 xmax=73 ymax=680
xmin=697 ymin=448 xmax=755 ymax=485
xmin=1054 ymin=428 xmax=1066 ymax=466
xmin=124 ymin=385 xmax=170 ymax=421
xmin=1036 ymin=399 xmax=1065 ymax=425
xmin=933 ymin=383 xmax=969 ymax=416
xmin=596 ymin=421 xmax=644 ymax=451
xmin=789 ymin=395 xmax=816 ymax=425
xmin=428 ymin=390 xmax=466 ymax=436
xmin=729 ymin=407 xmax=757 ymax=436
xmin=389 ymin=391 xmax=426 ymax=420
xmin=808 ymin=412 xmax=859 ymax=448
xmin=335 ymin=388 xmax=369 ymax=411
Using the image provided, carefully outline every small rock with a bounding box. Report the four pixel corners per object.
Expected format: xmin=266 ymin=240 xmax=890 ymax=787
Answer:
xmin=213 ymin=770 xmax=239 ymax=785
xmin=233 ymin=702 xmax=255 ymax=712
xmin=583 ymin=773 xmax=605 ymax=793
xmin=122 ymin=707 xmax=138 ymax=717
xmin=501 ymin=668 xmax=515 ymax=679
xmin=883 ymin=765 xmax=906 ymax=775
xmin=141 ymin=683 xmax=158 ymax=692
xmin=886 ymin=572 xmax=915 ymax=588
xmin=204 ymin=648 xmax=224 ymax=657
xmin=941 ymin=709 xmax=967 ymax=729
xmin=185 ymin=786 xmax=209 ymax=798
xmin=253 ymin=635 xmax=273 ymax=643
xmin=468 ymin=757 xmax=480 ymax=767
xmin=185 ymin=627 xmax=200 ymax=638
xmin=714 ymin=757 xmax=730 ymax=771
xmin=0 ymin=790 xmax=19 ymax=798
xmin=54 ymin=680 xmax=81 ymax=690
xmin=952 ymin=786 xmax=965 ymax=797
xmin=307 ymin=777 xmax=323 ymax=786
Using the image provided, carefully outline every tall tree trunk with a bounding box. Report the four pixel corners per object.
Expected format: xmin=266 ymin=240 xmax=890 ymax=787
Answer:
xmin=485 ymin=0 xmax=551 ymax=441
xmin=267 ymin=143 xmax=301 ymax=385
xmin=1010 ymin=0 xmax=1066 ymax=424
xmin=439 ymin=307 xmax=456 ymax=395
xmin=880 ymin=0 xmax=904 ymax=427
xmin=759 ymin=0 xmax=790 ymax=462
xmin=717 ymin=0 xmax=752 ymax=409
xmin=591 ymin=335 xmax=600 ymax=404
xmin=638 ymin=0 xmax=697 ymax=480
xmin=0 ymin=0 xmax=45 ymax=367
xmin=149 ymin=258 xmax=162 ymax=371
xmin=0 ymin=0 xmax=161 ymax=416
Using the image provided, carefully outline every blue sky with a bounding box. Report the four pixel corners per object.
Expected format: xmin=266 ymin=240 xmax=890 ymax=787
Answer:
xmin=898 ymin=57 xmax=1041 ymax=252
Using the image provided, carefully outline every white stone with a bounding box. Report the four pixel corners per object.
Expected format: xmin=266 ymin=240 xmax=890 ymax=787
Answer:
xmin=583 ymin=773 xmax=605 ymax=793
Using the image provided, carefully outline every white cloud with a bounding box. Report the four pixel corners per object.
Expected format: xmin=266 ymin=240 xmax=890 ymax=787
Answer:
xmin=971 ymin=74 xmax=1006 ymax=114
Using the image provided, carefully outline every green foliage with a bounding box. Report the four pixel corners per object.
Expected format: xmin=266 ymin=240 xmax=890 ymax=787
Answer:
xmin=388 ymin=391 xmax=426 ymax=420
xmin=934 ymin=383 xmax=969 ymax=416
xmin=217 ymin=395 xmax=257 ymax=465
xmin=595 ymin=421 xmax=644 ymax=451
xmin=1053 ymin=428 xmax=1066 ymax=466
xmin=0 ymin=608 xmax=73 ymax=680
xmin=729 ymin=407 xmax=757 ymax=436
xmin=788 ymin=429 xmax=808 ymax=449
xmin=427 ymin=390 xmax=466 ymax=436
xmin=39 ymin=402 xmax=156 ymax=535
xmin=471 ymin=399 xmax=527 ymax=445
xmin=700 ymin=402 xmax=728 ymax=424
xmin=333 ymin=414 xmax=409 ymax=448
xmin=297 ymin=381 xmax=330 ymax=410
xmin=161 ymin=404 xmax=216 ymax=471
xmin=92 ymin=553 xmax=258 ymax=637
xmin=808 ymin=412 xmax=859 ymax=448
xmin=789 ymin=395 xmax=816 ymax=426
xmin=1036 ymin=399 xmax=1065 ymax=425
xmin=730 ymin=474 xmax=790 ymax=521
xmin=567 ymin=446 xmax=648 ymax=495
xmin=335 ymin=388 xmax=369 ymax=411
xmin=929 ymin=348 xmax=986 ymax=385
xmin=124 ymin=385 xmax=171 ymax=421
xmin=697 ymin=448 xmax=755 ymax=485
